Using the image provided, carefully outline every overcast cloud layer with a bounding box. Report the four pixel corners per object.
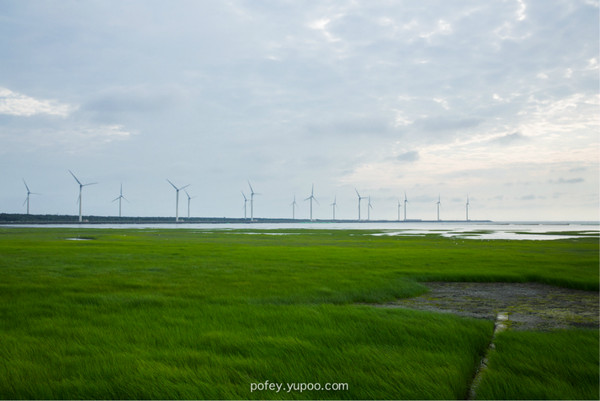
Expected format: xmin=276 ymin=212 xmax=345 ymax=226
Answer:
xmin=1 ymin=0 xmax=598 ymax=221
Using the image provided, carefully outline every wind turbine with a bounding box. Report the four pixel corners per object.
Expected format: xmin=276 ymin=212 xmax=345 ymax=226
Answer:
xmin=397 ymin=199 xmax=402 ymax=221
xmin=22 ymin=179 xmax=40 ymax=215
xmin=112 ymin=183 xmax=128 ymax=218
xmin=367 ymin=196 xmax=373 ymax=221
xmin=167 ymin=179 xmax=189 ymax=222
xmin=466 ymin=195 xmax=470 ymax=221
xmin=436 ymin=195 xmax=441 ymax=221
xmin=330 ymin=196 xmax=337 ymax=220
xmin=241 ymin=192 xmax=248 ymax=219
xmin=304 ymin=184 xmax=318 ymax=221
xmin=69 ymin=170 xmax=97 ymax=223
xmin=404 ymin=192 xmax=408 ymax=221
xmin=355 ymin=189 xmax=367 ymax=221
xmin=291 ymin=195 xmax=298 ymax=219
xmin=185 ymin=190 xmax=195 ymax=219
xmin=248 ymin=181 xmax=259 ymax=221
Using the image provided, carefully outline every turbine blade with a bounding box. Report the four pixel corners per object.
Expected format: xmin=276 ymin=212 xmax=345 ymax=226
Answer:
xmin=69 ymin=170 xmax=82 ymax=185
xmin=180 ymin=184 xmax=190 ymax=191
xmin=248 ymin=181 xmax=254 ymax=194
xmin=83 ymin=182 xmax=98 ymax=187
xmin=22 ymin=179 xmax=31 ymax=193
xmin=167 ymin=179 xmax=178 ymax=189
xmin=355 ymin=188 xmax=360 ymax=198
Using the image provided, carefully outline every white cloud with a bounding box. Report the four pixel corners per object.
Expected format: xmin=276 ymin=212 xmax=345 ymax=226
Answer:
xmin=0 ymin=87 xmax=75 ymax=117
xmin=433 ymin=97 xmax=450 ymax=110
xmin=516 ymin=0 xmax=527 ymax=21
xmin=308 ymin=17 xmax=341 ymax=43
xmin=419 ymin=19 xmax=453 ymax=40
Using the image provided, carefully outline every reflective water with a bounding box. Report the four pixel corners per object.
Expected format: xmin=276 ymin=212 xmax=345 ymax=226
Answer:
xmin=3 ymin=221 xmax=598 ymax=240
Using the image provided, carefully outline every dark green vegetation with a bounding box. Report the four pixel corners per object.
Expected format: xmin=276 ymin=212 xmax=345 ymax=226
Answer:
xmin=476 ymin=330 xmax=599 ymax=400
xmin=0 ymin=228 xmax=597 ymax=399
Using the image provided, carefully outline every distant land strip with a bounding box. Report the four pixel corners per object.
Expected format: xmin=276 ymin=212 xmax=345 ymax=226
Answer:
xmin=0 ymin=213 xmax=492 ymax=225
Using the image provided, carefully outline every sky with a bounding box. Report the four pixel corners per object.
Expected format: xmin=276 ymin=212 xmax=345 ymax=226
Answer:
xmin=0 ymin=0 xmax=598 ymax=221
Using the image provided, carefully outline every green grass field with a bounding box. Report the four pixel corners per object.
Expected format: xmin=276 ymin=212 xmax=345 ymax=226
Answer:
xmin=475 ymin=329 xmax=599 ymax=400
xmin=0 ymin=227 xmax=597 ymax=399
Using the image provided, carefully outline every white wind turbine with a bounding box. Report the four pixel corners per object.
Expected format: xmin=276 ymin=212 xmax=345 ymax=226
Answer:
xmin=404 ymin=192 xmax=408 ymax=221
xmin=397 ymin=199 xmax=402 ymax=221
xmin=22 ymin=179 xmax=40 ymax=215
xmin=167 ymin=179 xmax=190 ymax=222
xmin=112 ymin=183 xmax=128 ymax=218
xmin=291 ymin=195 xmax=298 ymax=220
xmin=330 ymin=196 xmax=337 ymax=220
xmin=248 ymin=181 xmax=259 ymax=221
xmin=304 ymin=184 xmax=318 ymax=221
xmin=69 ymin=170 xmax=97 ymax=223
xmin=466 ymin=195 xmax=470 ymax=221
xmin=185 ymin=190 xmax=195 ymax=219
xmin=436 ymin=194 xmax=441 ymax=221
xmin=355 ymin=189 xmax=367 ymax=221
xmin=241 ymin=192 xmax=248 ymax=219
xmin=367 ymin=196 xmax=373 ymax=221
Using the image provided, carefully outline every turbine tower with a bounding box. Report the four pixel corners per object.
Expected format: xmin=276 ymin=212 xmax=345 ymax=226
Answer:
xmin=248 ymin=181 xmax=259 ymax=221
xmin=291 ymin=195 xmax=298 ymax=220
xmin=167 ymin=179 xmax=190 ymax=222
xmin=69 ymin=170 xmax=97 ymax=223
xmin=304 ymin=184 xmax=318 ymax=221
xmin=397 ymin=199 xmax=401 ymax=221
xmin=241 ymin=192 xmax=248 ymax=219
xmin=367 ymin=196 xmax=373 ymax=221
xmin=22 ymin=179 xmax=39 ymax=215
xmin=355 ymin=189 xmax=367 ymax=221
xmin=404 ymin=192 xmax=408 ymax=221
xmin=466 ymin=195 xmax=470 ymax=221
xmin=185 ymin=190 xmax=195 ymax=219
xmin=112 ymin=183 xmax=127 ymax=218
xmin=436 ymin=195 xmax=441 ymax=221
xmin=330 ymin=196 xmax=337 ymax=220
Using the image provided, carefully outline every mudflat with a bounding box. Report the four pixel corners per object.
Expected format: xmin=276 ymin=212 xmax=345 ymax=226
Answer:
xmin=381 ymin=282 xmax=599 ymax=331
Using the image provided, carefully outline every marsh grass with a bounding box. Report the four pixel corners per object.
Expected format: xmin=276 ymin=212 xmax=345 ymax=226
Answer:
xmin=475 ymin=329 xmax=599 ymax=400
xmin=0 ymin=228 xmax=597 ymax=399
xmin=0 ymin=302 xmax=493 ymax=399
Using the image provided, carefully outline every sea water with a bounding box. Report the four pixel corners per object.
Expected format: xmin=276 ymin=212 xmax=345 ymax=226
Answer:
xmin=3 ymin=221 xmax=598 ymax=240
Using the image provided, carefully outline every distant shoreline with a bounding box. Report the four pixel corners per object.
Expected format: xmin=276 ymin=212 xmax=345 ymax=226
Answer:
xmin=2 ymin=213 xmax=600 ymax=226
xmin=0 ymin=213 xmax=494 ymax=225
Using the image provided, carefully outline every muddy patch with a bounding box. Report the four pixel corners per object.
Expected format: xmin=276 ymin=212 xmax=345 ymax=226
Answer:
xmin=379 ymin=282 xmax=599 ymax=331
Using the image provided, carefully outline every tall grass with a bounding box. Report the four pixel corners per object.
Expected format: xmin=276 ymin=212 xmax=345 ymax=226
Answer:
xmin=0 ymin=302 xmax=493 ymax=399
xmin=0 ymin=228 xmax=597 ymax=399
xmin=475 ymin=329 xmax=599 ymax=400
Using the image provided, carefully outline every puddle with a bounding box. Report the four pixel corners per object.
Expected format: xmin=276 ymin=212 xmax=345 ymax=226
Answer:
xmin=65 ymin=237 xmax=95 ymax=241
xmin=374 ymin=282 xmax=599 ymax=331
xmin=370 ymin=231 xmax=587 ymax=240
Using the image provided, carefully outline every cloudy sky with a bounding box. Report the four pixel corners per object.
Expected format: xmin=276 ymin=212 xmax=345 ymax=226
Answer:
xmin=1 ymin=0 xmax=598 ymax=221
